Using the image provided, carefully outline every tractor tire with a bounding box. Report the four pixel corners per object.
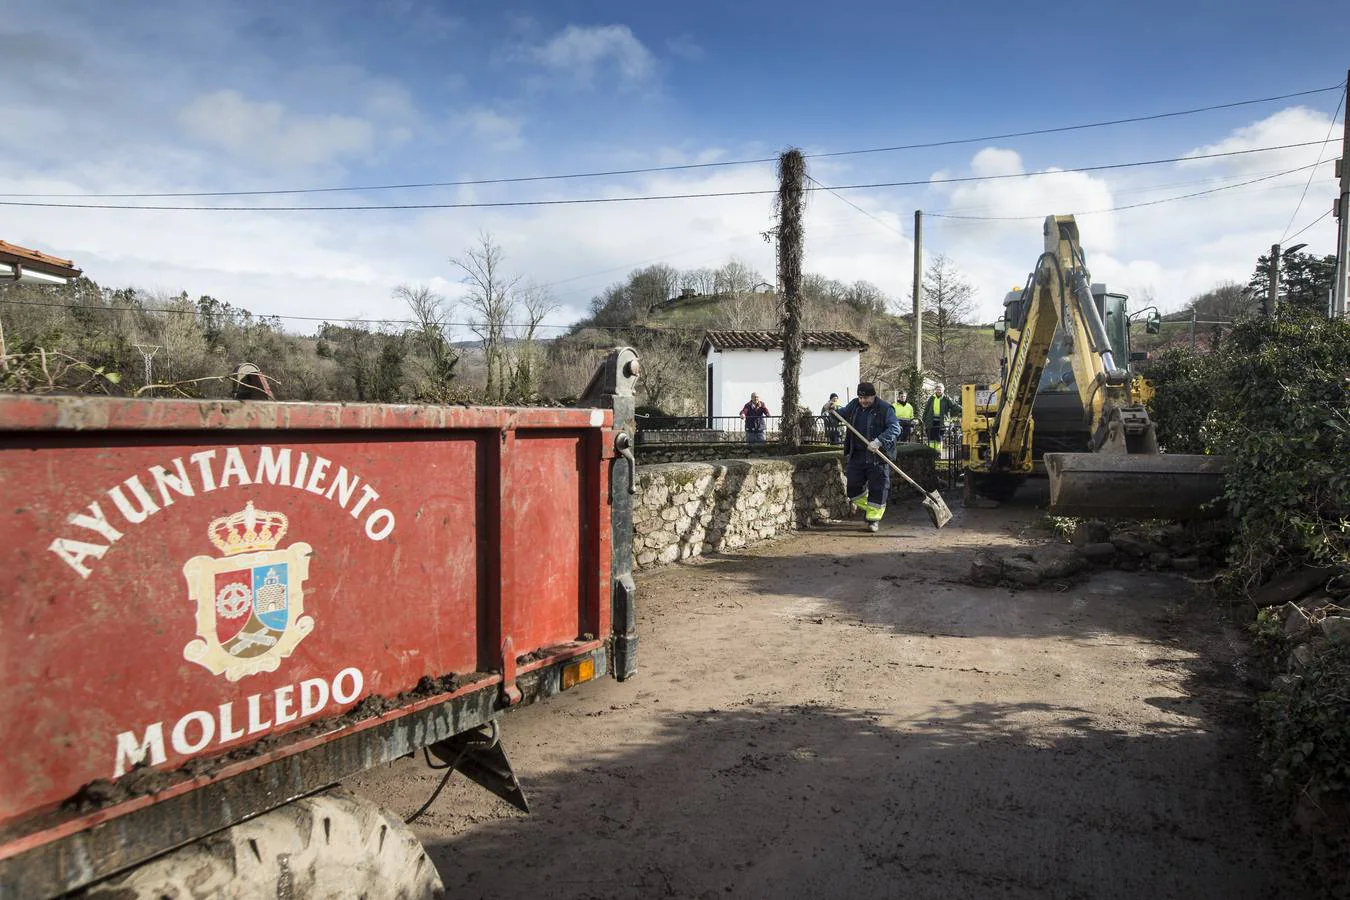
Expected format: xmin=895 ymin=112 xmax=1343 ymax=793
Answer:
xmin=81 ymin=788 xmax=443 ymax=900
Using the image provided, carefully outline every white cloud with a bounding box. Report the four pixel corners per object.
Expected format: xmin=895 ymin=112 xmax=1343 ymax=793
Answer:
xmin=1183 ymin=106 xmax=1337 ymax=173
xmin=933 ymin=147 xmax=1119 ymax=251
xmin=968 ymin=148 xmax=1023 ymax=178
xmin=178 ymin=90 xmax=378 ymax=168
xmin=667 ymin=35 xmax=703 ymax=60
xmin=531 ymin=24 xmax=655 ymax=87
xmin=456 ymin=107 xmax=525 ymax=151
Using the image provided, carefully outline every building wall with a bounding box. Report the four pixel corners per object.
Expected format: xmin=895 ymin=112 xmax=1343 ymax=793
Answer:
xmin=707 ymin=348 xmax=860 ymax=420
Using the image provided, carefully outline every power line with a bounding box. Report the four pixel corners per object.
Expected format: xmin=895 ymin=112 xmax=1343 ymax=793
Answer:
xmin=934 ymin=166 xmax=1307 ymax=214
xmin=2 ymin=83 xmax=1339 ymax=200
xmin=1284 ymin=207 xmax=1334 ymax=244
xmin=1279 ymin=90 xmax=1345 ymax=243
xmin=806 ymin=175 xmax=908 ymax=239
xmin=0 ymin=140 xmax=1338 ymax=212
xmin=925 ymin=160 xmax=1327 ymax=221
xmin=806 ymin=84 xmax=1345 ymax=161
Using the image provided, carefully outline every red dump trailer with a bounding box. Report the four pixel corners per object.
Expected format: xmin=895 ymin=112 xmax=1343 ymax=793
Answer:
xmin=0 ymin=350 xmax=641 ymax=898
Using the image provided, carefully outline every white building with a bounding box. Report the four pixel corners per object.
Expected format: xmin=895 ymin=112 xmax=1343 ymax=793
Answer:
xmin=701 ymin=331 xmax=868 ymax=422
xmin=0 ymin=240 xmax=81 ymax=285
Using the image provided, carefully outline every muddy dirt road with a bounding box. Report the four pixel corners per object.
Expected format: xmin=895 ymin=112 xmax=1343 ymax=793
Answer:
xmin=348 ymin=488 xmax=1300 ymax=899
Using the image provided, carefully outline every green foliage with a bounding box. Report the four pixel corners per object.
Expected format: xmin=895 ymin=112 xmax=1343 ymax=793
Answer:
xmin=1045 ymin=515 xmax=1079 ymax=542
xmin=1208 ymin=315 xmax=1350 ymax=587
xmin=1141 ymin=347 xmax=1214 ymax=454
xmin=1259 ymin=641 xmax=1350 ymax=802
xmin=1248 ymin=250 xmax=1338 ymax=316
xmin=1144 ymin=312 xmax=1350 ymax=589
xmin=1154 ymin=310 xmax=1350 ymax=813
xmin=1248 ymin=606 xmax=1290 ymax=663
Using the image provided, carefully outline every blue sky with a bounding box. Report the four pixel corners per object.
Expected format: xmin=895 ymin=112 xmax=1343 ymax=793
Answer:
xmin=1 ymin=0 xmax=1345 ymax=328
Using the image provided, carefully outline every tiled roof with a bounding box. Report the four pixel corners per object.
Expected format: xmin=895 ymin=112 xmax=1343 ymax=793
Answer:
xmin=0 ymin=240 xmax=81 ymax=278
xmin=702 ymin=330 xmax=869 ymax=353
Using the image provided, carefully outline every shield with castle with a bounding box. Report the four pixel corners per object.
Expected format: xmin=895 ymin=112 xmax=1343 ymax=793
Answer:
xmin=182 ymin=500 xmax=314 ymax=681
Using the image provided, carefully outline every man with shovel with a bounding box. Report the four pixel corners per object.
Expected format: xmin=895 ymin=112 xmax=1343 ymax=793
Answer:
xmin=837 ymin=382 xmax=901 ymax=532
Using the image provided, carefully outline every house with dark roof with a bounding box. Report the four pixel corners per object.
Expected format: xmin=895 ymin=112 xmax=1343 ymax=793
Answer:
xmin=701 ymin=330 xmax=868 ymax=421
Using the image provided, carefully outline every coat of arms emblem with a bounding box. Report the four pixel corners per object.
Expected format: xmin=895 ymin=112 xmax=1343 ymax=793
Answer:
xmin=182 ymin=501 xmax=314 ymax=681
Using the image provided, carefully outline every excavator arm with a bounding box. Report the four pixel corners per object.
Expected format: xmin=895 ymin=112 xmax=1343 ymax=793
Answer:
xmin=983 ymin=215 xmax=1152 ymax=471
xmin=963 ymin=214 xmax=1225 ymax=518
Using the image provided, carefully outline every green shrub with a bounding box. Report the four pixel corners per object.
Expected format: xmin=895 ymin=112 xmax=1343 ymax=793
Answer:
xmin=1259 ymin=640 xmax=1350 ymax=803
xmin=1145 ymin=312 xmax=1350 ymax=591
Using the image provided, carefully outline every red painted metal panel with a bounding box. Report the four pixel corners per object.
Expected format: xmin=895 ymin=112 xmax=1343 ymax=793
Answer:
xmin=0 ymin=395 xmax=613 ymax=830
xmin=505 ymin=433 xmax=589 ymax=651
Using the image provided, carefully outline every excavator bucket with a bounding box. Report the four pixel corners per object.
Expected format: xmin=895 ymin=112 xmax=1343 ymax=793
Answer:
xmin=1044 ymin=452 xmax=1227 ymax=519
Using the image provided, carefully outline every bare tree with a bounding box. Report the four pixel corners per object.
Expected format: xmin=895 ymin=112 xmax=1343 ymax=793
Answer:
xmin=633 ymin=332 xmax=699 ymax=412
xmin=681 ymin=267 xmax=717 ymax=296
xmin=714 ymin=258 xmax=759 ymax=296
xmin=397 ymin=283 xmax=458 ymax=402
xmin=507 ymin=281 xmax=559 ymax=400
xmin=542 ymin=333 xmax=609 ymax=400
xmin=452 ymin=232 xmax=521 ymax=402
xmin=922 ymin=255 xmax=979 ymax=386
xmin=713 ymin=292 xmax=778 ymax=330
xmin=1185 ymin=280 xmax=1256 ymax=320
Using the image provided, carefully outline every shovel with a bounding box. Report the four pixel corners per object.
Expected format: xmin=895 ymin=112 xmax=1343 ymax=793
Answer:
xmin=831 ymin=409 xmax=953 ymax=529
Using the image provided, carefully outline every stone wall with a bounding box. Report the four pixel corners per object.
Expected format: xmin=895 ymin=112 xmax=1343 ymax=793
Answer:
xmin=633 ymin=453 xmax=848 ymax=569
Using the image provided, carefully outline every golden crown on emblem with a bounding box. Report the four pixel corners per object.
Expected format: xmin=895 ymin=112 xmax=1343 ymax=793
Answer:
xmin=209 ymin=501 xmax=289 ymax=556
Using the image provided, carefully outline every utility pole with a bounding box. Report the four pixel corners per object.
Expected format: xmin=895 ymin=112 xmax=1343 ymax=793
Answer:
xmin=1266 ymin=243 xmax=1281 ymax=318
xmin=912 ymin=210 xmax=923 ymax=374
xmin=1334 ymin=68 xmax=1350 ymax=318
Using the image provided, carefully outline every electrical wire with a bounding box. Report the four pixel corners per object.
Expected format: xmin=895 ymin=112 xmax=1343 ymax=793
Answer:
xmin=0 ymin=140 xmax=1337 ymax=212
xmin=807 ymin=84 xmax=1344 ymax=161
xmin=2 ymin=83 xmax=1338 ymax=200
xmin=933 ymin=165 xmax=1310 ymax=214
xmin=925 ymin=160 xmax=1325 ymax=221
xmin=806 ymin=175 xmax=908 ymax=238
xmin=1279 ymin=90 xmax=1345 ymax=243
xmin=1283 ymin=207 xmax=1334 ymax=244
xmin=3 ymin=161 xmax=1329 ymax=329
xmin=405 ymin=745 xmax=466 ymax=824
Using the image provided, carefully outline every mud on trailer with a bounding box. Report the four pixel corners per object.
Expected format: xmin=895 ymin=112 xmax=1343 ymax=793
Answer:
xmin=0 ymin=350 xmax=641 ymax=898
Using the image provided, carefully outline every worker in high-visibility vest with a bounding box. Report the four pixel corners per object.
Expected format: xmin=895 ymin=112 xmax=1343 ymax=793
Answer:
xmin=892 ymin=390 xmax=916 ymax=443
xmin=921 ymin=384 xmax=961 ymax=453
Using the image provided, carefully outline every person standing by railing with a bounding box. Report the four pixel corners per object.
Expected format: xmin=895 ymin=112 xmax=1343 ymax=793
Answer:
xmin=821 ymin=393 xmax=843 ymax=445
xmin=892 ymin=390 xmax=916 ymax=443
xmin=922 ymin=384 xmax=961 ymax=453
xmin=740 ymin=392 xmax=770 ymax=444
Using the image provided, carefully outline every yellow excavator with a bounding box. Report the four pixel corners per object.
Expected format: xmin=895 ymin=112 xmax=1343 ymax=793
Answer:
xmin=956 ymin=214 xmax=1225 ymax=518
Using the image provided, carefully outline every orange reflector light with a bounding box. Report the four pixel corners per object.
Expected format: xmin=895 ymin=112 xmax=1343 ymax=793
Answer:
xmin=561 ymin=657 xmax=596 ymax=690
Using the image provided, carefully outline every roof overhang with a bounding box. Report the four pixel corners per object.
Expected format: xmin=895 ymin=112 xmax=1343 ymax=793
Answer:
xmin=0 ymin=241 xmax=82 ymax=286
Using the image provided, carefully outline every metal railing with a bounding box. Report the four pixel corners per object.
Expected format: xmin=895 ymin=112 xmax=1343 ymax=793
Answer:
xmin=636 ymin=414 xmax=840 ymax=446
xmin=636 ymin=412 xmax=956 ymax=451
